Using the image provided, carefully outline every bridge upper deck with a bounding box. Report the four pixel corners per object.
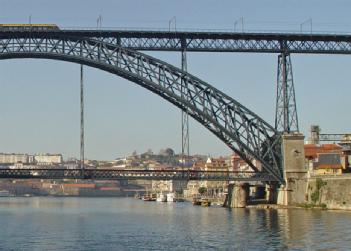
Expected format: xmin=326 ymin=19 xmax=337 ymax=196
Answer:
xmin=0 ymin=29 xmax=350 ymax=54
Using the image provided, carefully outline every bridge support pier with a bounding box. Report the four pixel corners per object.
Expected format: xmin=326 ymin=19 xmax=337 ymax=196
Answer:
xmin=277 ymin=133 xmax=308 ymax=206
xmin=225 ymin=183 xmax=249 ymax=208
xmin=265 ymin=184 xmax=278 ymax=203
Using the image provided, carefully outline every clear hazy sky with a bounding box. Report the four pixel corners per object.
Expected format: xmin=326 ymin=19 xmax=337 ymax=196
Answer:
xmin=0 ymin=0 xmax=351 ymax=160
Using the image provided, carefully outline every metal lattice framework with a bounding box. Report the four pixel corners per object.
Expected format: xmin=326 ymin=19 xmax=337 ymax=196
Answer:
xmin=275 ymin=53 xmax=299 ymax=132
xmin=0 ymin=34 xmax=283 ymax=183
xmin=4 ymin=30 xmax=350 ymax=54
xmin=3 ymin=30 xmax=351 ymax=53
xmin=93 ymin=32 xmax=351 ymax=54
xmin=0 ymin=168 xmax=275 ymax=182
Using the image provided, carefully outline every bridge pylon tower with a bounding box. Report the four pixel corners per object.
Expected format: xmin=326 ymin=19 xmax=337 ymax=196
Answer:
xmin=275 ymin=52 xmax=299 ymax=133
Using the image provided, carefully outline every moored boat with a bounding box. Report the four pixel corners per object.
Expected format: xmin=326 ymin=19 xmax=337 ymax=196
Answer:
xmin=192 ymin=198 xmax=202 ymax=206
xmin=156 ymin=192 xmax=167 ymax=202
xmin=142 ymin=193 xmax=156 ymax=201
xmin=192 ymin=197 xmax=211 ymax=207
xmin=0 ymin=190 xmax=12 ymax=197
xmin=134 ymin=193 xmax=142 ymax=200
xmin=201 ymin=198 xmax=211 ymax=207
xmin=166 ymin=192 xmax=175 ymax=202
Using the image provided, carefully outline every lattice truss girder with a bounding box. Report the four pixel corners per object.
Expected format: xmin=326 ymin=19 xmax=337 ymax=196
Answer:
xmin=0 ymin=168 xmax=276 ymax=182
xmin=90 ymin=35 xmax=351 ymax=53
xmin=0 ymin=35 xmax=284 ymax=183
xmin=3 ymin=31 xmax=351 ymax=53
xmin=96 ymin=37 xmax=282 ymax=51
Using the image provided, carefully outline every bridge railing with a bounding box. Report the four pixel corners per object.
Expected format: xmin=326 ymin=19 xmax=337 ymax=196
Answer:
xmin=58 ymin=27 xmax=351 ymax=35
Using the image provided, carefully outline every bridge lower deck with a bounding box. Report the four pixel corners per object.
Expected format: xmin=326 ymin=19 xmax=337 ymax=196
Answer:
xmin=0 ymin=169 xmax=275 ymax=182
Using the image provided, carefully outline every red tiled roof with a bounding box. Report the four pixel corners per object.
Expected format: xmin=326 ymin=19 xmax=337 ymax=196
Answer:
xmin=304 ymin=144 xmax=342 ymax=159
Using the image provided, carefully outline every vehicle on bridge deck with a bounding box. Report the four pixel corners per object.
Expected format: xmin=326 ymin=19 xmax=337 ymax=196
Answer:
xmin=0 ymin=24 xmax=60 ymax=31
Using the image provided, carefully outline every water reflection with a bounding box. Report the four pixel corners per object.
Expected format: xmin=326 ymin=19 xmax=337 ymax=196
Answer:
xmin=0 ymin=197 xmax=350 ymax=250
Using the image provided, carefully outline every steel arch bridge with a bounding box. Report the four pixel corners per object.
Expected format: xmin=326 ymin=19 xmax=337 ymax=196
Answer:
xmin=0 ymin=34 xmax=283 ymax=183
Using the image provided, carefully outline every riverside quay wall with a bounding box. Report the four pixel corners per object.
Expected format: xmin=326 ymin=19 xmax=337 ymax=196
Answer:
xmin=223 ymin=132 xmax=351 ymax=210
xmin=276 ymin=133 xmax=351 ymax=210
xmin=306 ymin=175 xmax=351 ymax=210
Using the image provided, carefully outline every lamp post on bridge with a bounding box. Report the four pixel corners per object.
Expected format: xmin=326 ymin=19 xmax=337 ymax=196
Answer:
xmin=300 ymin=18 xmax=313 ymax=34
xmin=169 ymin=16 xmax=177 ymax=32
xmin=234 ymin=17 xmax=244 ymax=32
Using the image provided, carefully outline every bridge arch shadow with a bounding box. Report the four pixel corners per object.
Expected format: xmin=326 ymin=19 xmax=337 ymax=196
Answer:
xmin=0 ymin=35 xmax=283 ymax=183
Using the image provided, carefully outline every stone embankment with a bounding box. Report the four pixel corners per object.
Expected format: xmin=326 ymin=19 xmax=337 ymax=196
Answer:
xmin=225 ymin=175 xmax=351 ymax=211
xmin=306 ymin=175 xmax=351 ymax=210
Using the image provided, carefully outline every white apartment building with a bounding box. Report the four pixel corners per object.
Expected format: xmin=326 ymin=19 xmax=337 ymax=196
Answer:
xmin=34 ymin=154 xmax=63 ymax=165
xmin=0 ymin=153 xmax=29 ymax=164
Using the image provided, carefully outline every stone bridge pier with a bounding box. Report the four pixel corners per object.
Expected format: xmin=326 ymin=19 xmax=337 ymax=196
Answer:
xmin=225 ymin=183 xmax=250 ymax=208
xmin=277 ymin=133 xmax=308 ymax=206
xmin=225 ymin=134 xmax=307 ymax=208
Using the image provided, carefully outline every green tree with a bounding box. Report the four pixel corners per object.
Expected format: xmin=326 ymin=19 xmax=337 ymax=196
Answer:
xmin=311 ymin=178 xmax=327 ymax=204
xmin=198 ymin=187 xmax=207 ymax=195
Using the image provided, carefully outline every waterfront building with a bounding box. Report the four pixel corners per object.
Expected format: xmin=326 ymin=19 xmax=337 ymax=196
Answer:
xmin=152 ymin=178 xmax=186 ymax=193
xmin=0 ymin=153 xmax=64 ymax=166
xmin=114 ymin=157 xmax=127 ymax=169
xmin=34 ymin=154 xmax=63 ymax=165
xmin=231 ymin=153 xmax=262 ymax=173
xmin=150 ymin=164 xmax=184 ymax=191
xmin=200 ymin=157 xmax=229 ymax=197
xmin=304 ymin=144 xmax=346 ymax=175
xmin=183 ymin=180 xmax=201 ymax=198
xmin=63 ymin=159 xmax=79 ymax=169
xmin=314 ymin=153 xmax=343 ymax=175
xmin=0 ymin=153 xmax=29 ymax=164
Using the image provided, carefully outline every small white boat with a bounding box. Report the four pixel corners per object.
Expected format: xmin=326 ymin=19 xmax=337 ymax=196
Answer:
xmin=156 ymin=193 xmax=167 ymax=202
xmin=166 ymin=192 xmax=175 ymax=202
xmin=0 ymin=190 xmax=13 ymax=197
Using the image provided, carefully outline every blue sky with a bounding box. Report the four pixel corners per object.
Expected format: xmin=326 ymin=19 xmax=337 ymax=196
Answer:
xmin=0 ymin=0 xmax=351 ymax=160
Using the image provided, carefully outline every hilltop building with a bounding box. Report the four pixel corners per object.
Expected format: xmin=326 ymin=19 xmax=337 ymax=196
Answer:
xmin=0 ymin=153 xmax=62 ymax=166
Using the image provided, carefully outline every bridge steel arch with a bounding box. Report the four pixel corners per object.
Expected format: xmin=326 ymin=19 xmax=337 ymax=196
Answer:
xmin=0 ymin=35 xmax=284 ymax=183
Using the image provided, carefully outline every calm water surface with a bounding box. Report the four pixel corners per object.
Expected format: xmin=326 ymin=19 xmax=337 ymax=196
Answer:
xmin=0 ymin=197 xmax=350 ymax=250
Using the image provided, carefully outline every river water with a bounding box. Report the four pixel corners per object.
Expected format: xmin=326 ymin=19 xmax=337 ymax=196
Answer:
xmin=0 ymin=197 xmax=350 ymax=250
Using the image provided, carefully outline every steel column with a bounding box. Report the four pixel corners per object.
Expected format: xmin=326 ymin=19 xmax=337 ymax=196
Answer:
xmin=181 ymin=47 xmax=189 ymax=166
xmin=275 ymin=53 xmax=299 ymax=133
xmin=80 ymin=65 xmax=85 ymax=170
